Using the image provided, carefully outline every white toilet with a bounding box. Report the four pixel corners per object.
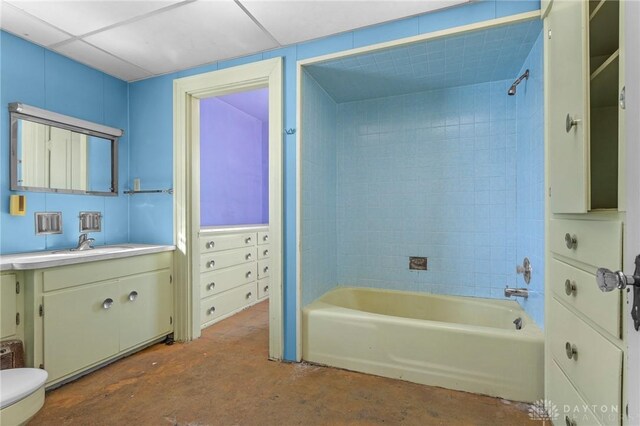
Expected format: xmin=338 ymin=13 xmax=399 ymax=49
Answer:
xmin=0 ymin=368 xmax=48 ymax=426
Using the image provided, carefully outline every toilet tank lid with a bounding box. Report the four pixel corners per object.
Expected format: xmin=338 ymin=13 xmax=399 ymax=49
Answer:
xmin=0 ymin=368 xmax=48 ymax=409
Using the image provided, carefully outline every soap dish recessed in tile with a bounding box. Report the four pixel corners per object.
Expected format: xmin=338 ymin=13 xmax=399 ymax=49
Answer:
xmin=34 ymin=212 xmax=62 ymax=235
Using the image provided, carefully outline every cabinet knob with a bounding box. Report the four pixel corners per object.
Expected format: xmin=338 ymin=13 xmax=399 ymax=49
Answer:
xmin=246 ymin=253 xmax=252 ymax=260
xmin=564 ymin=279 xmax=577 ymax=296
xmin=264 ymin=285 xmax=269 ymax=292
xmin=565 ymin=113 xmax=581 ymax=133
xmin=207 ymin=282 xmax=215 ymax=291
xmin=264 ymin=266 xmax=269 ymax=273
xmin=246 ymin=271 xmax=252 ymax=278
xmin=564 ymin=233 xmax=577 ymax=249
xmin=565 ymin=342 xmax=578 ymax=360
xmin=565 ymin=415 xmax=577 ymax=426
xmin=206 ymin=260 xmax=215 ymax=268
xmin=246 ymin=292 xmax=253 ymax=299
xmin=263 ymin=249 xmax=269 ymax=257
xmin=245 ymin=237 xmax=252 ymax=244
xmin=206 ymin=240 xmax=215 ymax=249
xmin=207 ymin=306 xmax=216 ymax=315
xmin=263 ymin=235 xmax=269 ymax=242
xmin=128 ymin=291 xmax=138 ymax=302
xmin=102 ymin=298 xmax=114 ymax=310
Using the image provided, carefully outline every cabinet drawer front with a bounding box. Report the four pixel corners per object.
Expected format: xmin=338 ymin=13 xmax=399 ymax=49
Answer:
xmin=258 ymin=278 xmax=270 ymax=299
xmin=258 ymin=231 xmax=270 ymax=245
xmin=549 ymin=298 xmax=622 ymax=410
xmin=258 ymin=245 xmax=271 ymax=260
xmin=200 ymin=282 xmax=257 ymax=325
xmin=200 ymin=264 xmax=255 ymax=299
xmin=200 ymin=247 xmax=257 ymax=273
xmin=550 ymin=259 xmax=621 ymax=338
xmin=548 ymin=360 xmax=604 ymax=426
xmin=200 ymin=233 xmax=256 ymax=253
xmin=549 ymin=218 xmax=622 ymax=270
xmin=257 ymin=260 xmax=270 ymax=279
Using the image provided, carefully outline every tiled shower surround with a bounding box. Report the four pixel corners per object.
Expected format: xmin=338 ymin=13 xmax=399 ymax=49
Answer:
xmin=302 ymin=35 xmax=544 ymax=326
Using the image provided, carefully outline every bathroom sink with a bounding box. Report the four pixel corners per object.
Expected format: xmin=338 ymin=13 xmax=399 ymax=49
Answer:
xmin=51 ymin=245 xmax=135 ymax=254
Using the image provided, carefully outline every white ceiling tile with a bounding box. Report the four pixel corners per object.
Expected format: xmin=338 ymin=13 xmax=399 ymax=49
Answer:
xmin=0 ymin=1 xmax=71 ymax=46
xmin=239 ymin=0 xmax=470 ymax=45
xmin=6 ymin=0 xmax=182 ymax=36
xmin=84 ymin=0 xmax=278 ymax=75
xmin=53 ymin=39 xmax=152 ymax=81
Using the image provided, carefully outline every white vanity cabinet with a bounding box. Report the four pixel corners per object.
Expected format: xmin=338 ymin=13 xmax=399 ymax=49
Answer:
xmin=199 ymin=227 xmax=269 ymax=329
xmin=23 ymin=251 xmax=173 ymax=386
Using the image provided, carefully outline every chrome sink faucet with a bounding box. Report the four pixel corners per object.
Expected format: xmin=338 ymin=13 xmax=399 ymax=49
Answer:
xmin=504 ymin=286 xmax=528 ymax=299
xmin=75 ymin=233 xmax=95 ymax=251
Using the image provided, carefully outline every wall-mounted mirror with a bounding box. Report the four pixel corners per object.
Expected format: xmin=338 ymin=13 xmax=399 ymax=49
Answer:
xmin=9 ymin=103 xmax=122 ymax=196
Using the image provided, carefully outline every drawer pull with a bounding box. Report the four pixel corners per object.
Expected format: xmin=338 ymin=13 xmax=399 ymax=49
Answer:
xmin=206 ymin=240 xmax=215 ymax=249
xmin=206 ymin=260 xmax=215 ymax=268
xmin=565 ymin=113 xmax=581 ymax=133
xmin=264 ymin=285 xmax=269 ymax=292
xmin=246 ymin=292 xmax=253 ymax=299
xmin=246 ymin=253 xmax=252 ymax=260
xmin=128 ymin=291 xmax=138 ymax=302
xmin=246 ymin=271 xmax=252 ymax=278
xmin=263 ymin=266 xmax=269 ymax=273
xmin=207 ymin=282 xmax=215 ymax=291
xmin=263 ymin=235 xmax=269 ymax=242
xmin=263 ymin=249 xmax=269 ymax=257
xmin=102 ymin=298 xmax=114 ymax=310
xmin=245 ymin=237 xmax=252 ymax=244
xmin=565 ymin=415 xmax=577 ymax=426
xmin=207 ymin=306 xmax=216 ymax=315
xmin=564 ymin=279 xmax=577 ymax=296
xmin=565 ymin=342 xmax=578 ymax=360
xmin=564 ymin=233 xmax=577 ymax=249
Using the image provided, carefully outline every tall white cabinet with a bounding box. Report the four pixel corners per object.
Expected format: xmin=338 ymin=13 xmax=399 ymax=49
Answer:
xmin=544 ymin=0 xmax=626 ymax=424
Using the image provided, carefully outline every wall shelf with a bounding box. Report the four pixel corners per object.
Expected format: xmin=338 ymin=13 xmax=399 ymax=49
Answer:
xmin=123 ymin=189 xmax=173 ymax=195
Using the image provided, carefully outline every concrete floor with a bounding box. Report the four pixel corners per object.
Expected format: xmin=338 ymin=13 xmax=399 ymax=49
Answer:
xmin=31 ymin=301 xmax=537 ymax=425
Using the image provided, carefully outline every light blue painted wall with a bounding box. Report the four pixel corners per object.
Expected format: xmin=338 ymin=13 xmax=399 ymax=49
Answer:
xmin=300 ymin=72 xmax=338 ymax=306
xmin=0 ymin=31 xmax=130 ymax=254
xmin=515 ymin=32 xmax=544 ymax=327
xmin=128 ymin=0 xmax=540 ymax=360
xmin=335 ymin=80 xmax=519 ymax=298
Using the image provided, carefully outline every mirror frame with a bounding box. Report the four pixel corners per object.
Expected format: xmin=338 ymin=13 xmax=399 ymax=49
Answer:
xmin=9 ymin=103 xmax=123 ymax=196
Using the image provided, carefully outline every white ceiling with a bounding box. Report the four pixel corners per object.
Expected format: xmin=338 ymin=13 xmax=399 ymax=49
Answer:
xmin=0 ymin=0 xmax=469 ymax=82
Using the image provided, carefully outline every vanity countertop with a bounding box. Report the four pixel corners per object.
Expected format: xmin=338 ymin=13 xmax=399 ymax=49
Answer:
xmin=0 ymin=244 xmax=176 ymax=271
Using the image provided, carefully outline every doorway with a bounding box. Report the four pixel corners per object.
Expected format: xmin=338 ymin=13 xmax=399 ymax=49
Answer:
xmin=173 ymin=58 xmax=283 ymax=360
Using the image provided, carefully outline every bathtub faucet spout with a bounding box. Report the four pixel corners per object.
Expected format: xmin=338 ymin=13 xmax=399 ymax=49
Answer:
xmin=504 ymin=286 xmax=528 ymax=299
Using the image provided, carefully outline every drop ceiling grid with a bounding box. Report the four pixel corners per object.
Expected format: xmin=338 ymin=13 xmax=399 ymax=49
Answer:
xmin=305 ymin=19 xmax=543 ymax=103
xmin=1 ymin=0 xmax=472 ymax=82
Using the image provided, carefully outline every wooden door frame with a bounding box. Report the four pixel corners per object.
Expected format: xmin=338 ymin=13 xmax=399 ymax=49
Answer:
xmin=173 ymin=58 xmax=284 ymax=360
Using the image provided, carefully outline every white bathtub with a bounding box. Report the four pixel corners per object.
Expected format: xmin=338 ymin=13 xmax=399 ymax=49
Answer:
xmin=302 ymin=287 xmax=543 ymax=402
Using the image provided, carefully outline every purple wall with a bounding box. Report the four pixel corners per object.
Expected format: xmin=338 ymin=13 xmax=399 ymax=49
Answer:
xmin=200 ymin=90 xmax=268 ymax=226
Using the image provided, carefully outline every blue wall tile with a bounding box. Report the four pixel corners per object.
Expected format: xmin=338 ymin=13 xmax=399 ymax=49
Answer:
xmin=353 ymin=16 xmax=419 ymax=48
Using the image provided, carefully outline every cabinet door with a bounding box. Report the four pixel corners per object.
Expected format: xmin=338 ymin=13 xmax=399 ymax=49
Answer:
xmin=0 ymin=274 xmax=17 ymax=339
xmin=547 ymin=0 xmax=590 ymax=213
xmin=44 ymin=281 xmax=119 ymax=382
xmin=119 ymin=270 xmax=172 ymax=351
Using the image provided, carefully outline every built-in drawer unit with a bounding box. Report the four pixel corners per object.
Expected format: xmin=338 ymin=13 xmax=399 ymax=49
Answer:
xmin=548 ymin=360 xmax=603 ymax=426
xmin=258 ymin=260 xmax=270 ymax=279
xmin=200 ymin=232 xmax=255 ymax=253
xmin=199 ymin=227 xmax=269 ymax=329
xmin=200 ymin=282 xmax=257 ymax=325
xmin=200 ymin=247 xmax=257 ymax=273
xmin=258 ymin=231 xmax=270 ymax=245
xmin=549 ymin=298 xmax=622 ymax=411
xmin=258 ymin=278 xmax=269 ymax=300
xmin=549 ymin=219 xmax=622 ymax=270
xmin=550 ymin=258 xmax=621 ymax=338
xmin=200 ymin=264 xmax=255 ymax=298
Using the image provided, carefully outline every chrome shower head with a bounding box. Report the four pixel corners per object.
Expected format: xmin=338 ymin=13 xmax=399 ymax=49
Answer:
xmin=507 ymin=69 xmax=529 ymax=96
